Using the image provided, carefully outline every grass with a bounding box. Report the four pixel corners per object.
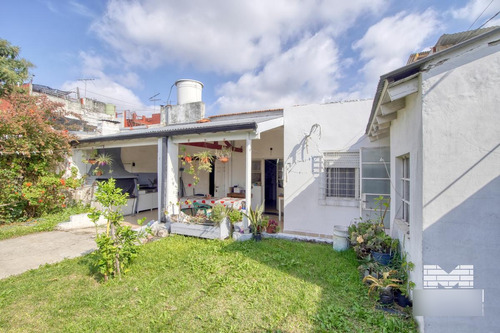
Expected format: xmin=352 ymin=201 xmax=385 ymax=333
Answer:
xmin=0 ymin=205 xmax=89 ymax=240
xmin=0 ymin=236 xmax=418 ymax=332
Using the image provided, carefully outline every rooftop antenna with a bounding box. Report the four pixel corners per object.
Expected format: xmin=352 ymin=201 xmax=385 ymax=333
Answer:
xmin=149 ymin=93 xmax=161 ymax=111
xmin=77 ymin=78 xmax=95 ymax=99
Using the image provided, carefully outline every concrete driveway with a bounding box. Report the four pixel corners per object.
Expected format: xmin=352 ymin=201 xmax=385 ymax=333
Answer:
xmin=0 ymin=229 xmax=97 ymax=280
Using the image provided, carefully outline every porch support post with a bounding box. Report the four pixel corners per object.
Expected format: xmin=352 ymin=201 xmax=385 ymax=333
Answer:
xmin=157 ymin=137 xmax=167 ymax=222
xmin=165 ymin=137 xmax=179 ymax=218
xmin=158 ymin=137 xmax=179 ymax=223
xmin=244 ymin=135 xmax=252 ymax=229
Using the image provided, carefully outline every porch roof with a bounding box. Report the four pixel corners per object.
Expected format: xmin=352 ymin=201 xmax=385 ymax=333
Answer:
xmin=73 ymin=113 xmax=283 ymax=146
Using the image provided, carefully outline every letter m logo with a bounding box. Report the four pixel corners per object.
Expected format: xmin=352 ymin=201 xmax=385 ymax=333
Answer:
xmin=423 ymin=265 xmax=474 ymax=289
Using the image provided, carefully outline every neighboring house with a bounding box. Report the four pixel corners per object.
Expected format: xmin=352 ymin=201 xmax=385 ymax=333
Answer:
xmin=366 ymin=27 xmax=500 ymax=332
xmin=31 ymin=83 xmax=120 ymax=136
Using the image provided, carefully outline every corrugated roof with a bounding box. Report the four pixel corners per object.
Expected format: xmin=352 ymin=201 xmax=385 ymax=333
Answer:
xmin=366 ymin=26 xmax=500 ymax=135
xmin=73 ymin=113 xmax=282 ymax=145
xmin=435 ymin=26 xmax=498 ymax=49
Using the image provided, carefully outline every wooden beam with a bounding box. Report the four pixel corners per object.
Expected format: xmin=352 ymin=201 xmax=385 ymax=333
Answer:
xmin=380 ymin=98 xmax=405 ymax=115
xmin=387 ymin=77 xmax=418 ymax=101
xmin=376 ymin=113 xmax=397 ymax=124
xmin=180 ymin=141 xmax=243 ymax=152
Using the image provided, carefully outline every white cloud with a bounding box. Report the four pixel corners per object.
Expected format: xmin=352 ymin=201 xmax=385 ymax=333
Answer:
xmin=214 ymin=31 xmax=341 ymax=114
xmin=91 ymin=0 xmax=386 ymax=74
xmin=60 ymin=52 xmax=148 ymax=113
xmin=451 ymin=0 xmax=500 ymax=27
xmin=353 ymin=9 xmax=441 ymax=96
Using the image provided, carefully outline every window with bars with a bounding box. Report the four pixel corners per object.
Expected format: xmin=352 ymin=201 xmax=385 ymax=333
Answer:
xmin=322 ymin=152 xmax=359 ymax=203
xmin=326 ymin=167 xmax=356 ymax=198
xmin=400 ymin=155 xmax=410 ymax=223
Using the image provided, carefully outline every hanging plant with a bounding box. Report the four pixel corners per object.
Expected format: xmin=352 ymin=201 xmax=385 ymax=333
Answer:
xmin=194 ymin=150 xmax=214 ymax=173
xmin=215 ymin=147 xmax=232 ymax=163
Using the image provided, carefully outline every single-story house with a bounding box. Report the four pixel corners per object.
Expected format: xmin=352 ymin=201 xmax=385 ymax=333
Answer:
xmin=73 ymin=80 xmax=385 ymax=238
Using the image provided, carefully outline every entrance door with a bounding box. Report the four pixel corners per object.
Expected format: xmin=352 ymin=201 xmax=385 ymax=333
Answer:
xmin=214 ymin=159 xmax=226 ymax=198
xmin=360 ymin=147 xmax=391 ymax=227
xmin=265 ymin=159 xmax=277 ymax=211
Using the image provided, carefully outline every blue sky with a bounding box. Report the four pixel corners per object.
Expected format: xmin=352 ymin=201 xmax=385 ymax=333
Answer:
xmin=1 ymin=0 xmax=499 ymax=116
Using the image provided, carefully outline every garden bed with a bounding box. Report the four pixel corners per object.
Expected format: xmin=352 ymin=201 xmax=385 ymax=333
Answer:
xmin=168 ymin=213 xmax=231 ymax=240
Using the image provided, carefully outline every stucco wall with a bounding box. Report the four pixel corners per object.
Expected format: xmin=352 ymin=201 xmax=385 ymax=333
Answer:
xmin=388 ymin=90 xmax=424 ymax=307
xmin=121 ymin=146 xmax=158 ymax=173
xmin=419 ymin=42 xmax=500 ymax=332
xmin=283 ymin=101 xmax=388 ymax=236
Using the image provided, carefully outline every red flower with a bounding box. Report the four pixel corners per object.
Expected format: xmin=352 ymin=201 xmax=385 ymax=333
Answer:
xmin=211 ymin=200 xmax=215 ymax=204
xmin=202 ymin=200 xmax=206 ymax=203
xmin=220 ymin=201 xmax=224 ymax=204
xmin=38 ymin=199 xmax=43 ymax=203
xmin=60 ymin=179 xmax=66 ymax=186
xmin=188 ymin=183 xmax=192 ymax=187
xmin=25 ymin=182 xmax=32 ymax=187
xmin=61 ymin=204 xmax=66 ymax=208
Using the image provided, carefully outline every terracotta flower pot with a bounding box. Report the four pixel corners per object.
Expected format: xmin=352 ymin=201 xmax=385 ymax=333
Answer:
xmin=218 ymin=157 xmax=229 ymax=163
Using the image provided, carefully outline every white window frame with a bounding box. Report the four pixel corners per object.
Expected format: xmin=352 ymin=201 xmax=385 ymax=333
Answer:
xmin=400 ymin=155 xmax=410 ymax=223
xmin=321 ymin=151 xmax=359 ymax=207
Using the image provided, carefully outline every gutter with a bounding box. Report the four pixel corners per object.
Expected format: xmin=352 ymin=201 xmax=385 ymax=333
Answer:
xmin=71 ymin=122 xmax=258 ymax=146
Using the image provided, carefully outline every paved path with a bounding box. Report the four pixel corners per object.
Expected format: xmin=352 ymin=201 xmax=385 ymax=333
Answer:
xmin=0 ymin=229 xmax=97 ymax=280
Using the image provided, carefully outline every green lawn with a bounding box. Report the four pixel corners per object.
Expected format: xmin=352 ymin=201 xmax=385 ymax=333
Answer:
xmin=0 ymin=236 xmax=417 ymax=332
xmin=0 ymin=206 xmax=89 ymax=240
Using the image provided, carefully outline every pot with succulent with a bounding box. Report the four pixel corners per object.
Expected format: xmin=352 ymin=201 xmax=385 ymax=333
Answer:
xmin=215 ymin=147 xmax=231 ymax=163
xmin=93 ymin=153 xmax=113 ymax=176
xmin=193 ymin=150 xmax=214 ymax=173
xmin=363 ymin=270 xmax=402 ymax=305
xmin=244 ymin=202 xmax=268 ymax=241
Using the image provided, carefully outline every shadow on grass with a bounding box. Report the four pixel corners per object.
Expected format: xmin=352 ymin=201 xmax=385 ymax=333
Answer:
xmin=220 ymin=238 xmax=417 ymax=332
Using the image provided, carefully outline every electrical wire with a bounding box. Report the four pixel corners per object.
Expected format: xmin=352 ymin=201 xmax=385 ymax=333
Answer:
xmin=467 ymin=0 xmax=494 ymax=30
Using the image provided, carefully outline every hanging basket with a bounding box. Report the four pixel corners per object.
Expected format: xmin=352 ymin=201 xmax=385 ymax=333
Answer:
xmin=218 ymin=157 xmax=229 ymax=163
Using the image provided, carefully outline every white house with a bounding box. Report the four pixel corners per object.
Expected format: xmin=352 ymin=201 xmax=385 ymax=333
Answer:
xmin=366 ymin=27 xmax=500 ymax=332
xmin=283 ymin=101 xmax=390 ymax=238
xmin=74 ymin=82 xmax=385 ymax=238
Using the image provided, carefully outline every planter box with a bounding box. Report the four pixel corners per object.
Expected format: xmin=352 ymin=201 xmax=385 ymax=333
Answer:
xmin=170 ymin=217 xmax=230 ymax=240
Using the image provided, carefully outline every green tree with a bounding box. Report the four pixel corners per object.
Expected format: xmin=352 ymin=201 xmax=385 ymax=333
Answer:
xmin=0 ymin=93 xmax=77 ymax=222
xmin=89 ymin=179 xmax=142 ymax=281
xmin=0 ymin=39 xmax=33 ymax=97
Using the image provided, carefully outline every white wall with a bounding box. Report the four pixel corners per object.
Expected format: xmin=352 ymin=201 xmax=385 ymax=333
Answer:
xmin=283 ymin=100 xmax=388 ymax=236
xmin=388 ymin=90 xmax=424 ymax=302
xmin=121 ymin=146 xmax=158 ymax=173
xmin=419 ymin=40 xmax=500 ymax=332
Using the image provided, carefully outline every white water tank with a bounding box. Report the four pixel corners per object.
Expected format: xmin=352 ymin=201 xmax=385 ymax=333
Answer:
xmin=175 ymin=79 xmax=203 ymax=105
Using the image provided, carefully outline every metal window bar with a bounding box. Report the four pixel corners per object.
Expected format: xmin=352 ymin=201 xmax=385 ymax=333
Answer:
xmin=326 ymin=167 xmax=356 ymax=198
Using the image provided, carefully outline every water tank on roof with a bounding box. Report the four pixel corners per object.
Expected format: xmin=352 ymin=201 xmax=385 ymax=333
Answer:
xmin=175 ymin=79 xmax=203 ymax=105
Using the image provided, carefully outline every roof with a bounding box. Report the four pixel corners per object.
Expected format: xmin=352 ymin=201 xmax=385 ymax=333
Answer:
xmin=73 ymin=112 xmax=283 ymax=145
xmin=366 ymin=26 xmax=500 ymax=135
xmin=434 ymin=26 xmax=498 ymax=51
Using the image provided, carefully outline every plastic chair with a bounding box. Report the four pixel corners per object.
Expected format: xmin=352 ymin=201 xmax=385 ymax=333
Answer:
xmin=193 ymin=202 xmax=211 ymax=216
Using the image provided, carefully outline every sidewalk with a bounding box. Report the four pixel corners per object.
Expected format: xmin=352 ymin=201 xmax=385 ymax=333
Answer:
xmin=0 ymin=229 xmax=97 ymax=280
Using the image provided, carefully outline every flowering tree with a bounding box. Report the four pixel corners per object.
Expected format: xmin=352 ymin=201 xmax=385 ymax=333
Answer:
xmin=0 ymin=93 xmax=79 ymax=222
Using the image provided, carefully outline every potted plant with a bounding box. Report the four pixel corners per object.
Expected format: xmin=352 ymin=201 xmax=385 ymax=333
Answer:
xmin=193 ymin=150 xmax=214 ymax=173
xmin=215 ymin=147 xmax=231 ymax=163
xmin=93 ymin=153 xmax=113 ymax=176
xmin=266 ymin=219 xmax=280 ymax=233
xmin=244 ymin=202 xmax=268 ymax=241
xmin=363 ymin=270 xmax=402 ymax=305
